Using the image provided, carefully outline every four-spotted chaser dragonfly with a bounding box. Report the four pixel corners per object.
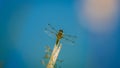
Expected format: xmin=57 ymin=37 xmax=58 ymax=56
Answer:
xmin=45 ymin=24 xmax=77 ymax=45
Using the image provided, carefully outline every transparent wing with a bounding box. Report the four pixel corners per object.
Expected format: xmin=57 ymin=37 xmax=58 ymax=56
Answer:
xmin=63 ymin=34 xmax=77 ymax=40
xmin=61 ymin=38 xmax=76 ymax=45
xmin=61 ymin=34 xmax=77 ymax=45
xmin=44 ymin=24 xmax=57 ymax=38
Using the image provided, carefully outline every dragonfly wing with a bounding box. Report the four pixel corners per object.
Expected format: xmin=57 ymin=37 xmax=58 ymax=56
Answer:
xmin=60 ymin=34 xmax=77 ymax=45
xmin=44 ymin=24 xmax=57 ymax=39
xmin=47 ymin=24 xmax=57 ymax=32
xmin=63 ymin=34 xmax=77 ymax=40
xmin=61 ymin=37 xmax=76 ymax=45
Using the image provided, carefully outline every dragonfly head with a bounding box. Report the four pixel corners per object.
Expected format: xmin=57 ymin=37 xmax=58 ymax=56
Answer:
xmin=59 ymin=29 xmax=63 ymax=33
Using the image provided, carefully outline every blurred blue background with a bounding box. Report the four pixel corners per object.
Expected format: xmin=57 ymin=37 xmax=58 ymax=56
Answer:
xmin=0 ymin=0 xmax=120 ymax=68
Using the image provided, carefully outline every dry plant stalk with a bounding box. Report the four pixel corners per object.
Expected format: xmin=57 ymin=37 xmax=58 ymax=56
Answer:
xmin=47 ymin=43 xmax=62 ymax=68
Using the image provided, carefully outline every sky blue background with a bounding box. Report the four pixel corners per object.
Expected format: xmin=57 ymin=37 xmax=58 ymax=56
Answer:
xmin=0 ymin=0 xmax=120 ymax=68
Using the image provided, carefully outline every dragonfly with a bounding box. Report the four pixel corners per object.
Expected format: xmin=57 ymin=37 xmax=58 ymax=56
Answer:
xmin=44 ymin=24 xmax=77 ymax=45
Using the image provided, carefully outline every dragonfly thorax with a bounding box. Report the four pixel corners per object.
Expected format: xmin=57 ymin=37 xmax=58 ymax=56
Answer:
xmin=56 ymin=30 xmax=64 ymax=39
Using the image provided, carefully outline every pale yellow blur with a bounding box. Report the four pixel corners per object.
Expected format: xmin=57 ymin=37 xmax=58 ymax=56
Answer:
xmin=77 ymin=0 xmax=118 ymax=33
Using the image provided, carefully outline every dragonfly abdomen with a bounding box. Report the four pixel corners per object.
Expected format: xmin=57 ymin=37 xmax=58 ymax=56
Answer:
xmin=56 ymin=39 xmax=60 ymax=45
